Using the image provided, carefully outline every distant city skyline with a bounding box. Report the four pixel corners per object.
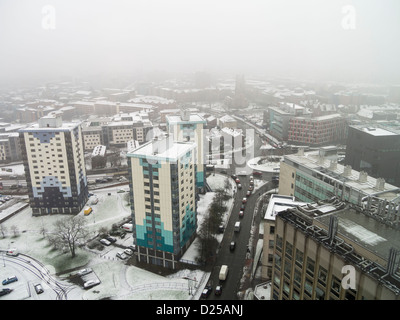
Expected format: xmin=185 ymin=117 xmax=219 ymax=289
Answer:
xmin=1 ymin=0 xmax=400 ymax=86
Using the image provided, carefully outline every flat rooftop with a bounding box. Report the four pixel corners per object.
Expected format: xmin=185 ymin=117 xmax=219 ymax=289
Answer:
xmin=285 ymin=151 xmax=400 ymax=201
xmin=127 ymin=138 xmax=196 ymax=162
xmin=166 ymin=113 xmax=206 ymax=124
xmin=316 ymin=207 xmax=400 ymax=262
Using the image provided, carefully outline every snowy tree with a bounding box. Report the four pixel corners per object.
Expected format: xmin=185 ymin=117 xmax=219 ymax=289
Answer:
xmin=48 ymin=216 xmax=89 ymax=258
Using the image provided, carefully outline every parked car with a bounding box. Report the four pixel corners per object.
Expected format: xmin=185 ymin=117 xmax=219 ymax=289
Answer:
xmin=83 ymin=279 xmax=100 ymax=289
xmin=77 ymin=268 xmax=92 ymax=276
xmin=248 ymin=185 xmax=254 ymax=191
xmin=231 ymin=174 xmax=237 ymax=180
xmin=0 ymin=288 xmax=12 ymax=296
xmin=116 ymin=252 xmax=128 ymax=260
xmin=215 ymin=285 xmax=222 ymax=296
xmin=253 ymin=171 xmax=263 ymax=176
xmin=106 ymin=236 xmax=117 ymax=243
xmin=201 ymin=285 xmax=212 ymax=299
xmin=235 ymin=178 xmax=240 ymax=184
xmin=2 ymin=276 xmax=18 ymax=285
xmin=218 ymin=224 xmax=225 ymax=234
xmin=34 ymin=284 xmax=44 ymax=294
xmin=99 ymin=239 xmax=111 ymax=246
xmin=124 ymin=249 xmax=133 ymax=256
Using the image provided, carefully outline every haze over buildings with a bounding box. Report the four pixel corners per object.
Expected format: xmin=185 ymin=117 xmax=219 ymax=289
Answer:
xmin=1 ymin=0 xmax=400 ymax=86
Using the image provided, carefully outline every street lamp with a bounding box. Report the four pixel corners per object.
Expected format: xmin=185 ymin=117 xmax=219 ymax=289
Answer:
xmin=182 ymin=276 xmax=197 ymax=296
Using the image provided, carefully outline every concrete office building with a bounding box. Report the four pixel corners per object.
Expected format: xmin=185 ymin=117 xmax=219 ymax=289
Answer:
xmin=271 ymin=198 xmax=400 ymax=300
xmin=166 ymin=110 xmax=206 ymax=189
xmin=278 ymin=149 xmax=400 ymax=206
xmin=261 ymin=194 xmax=306 ymax=280
xmin=127 ymin=136 xmax=198 ymax=269
xmin=19 ymin=115 xmax=88 ymax=215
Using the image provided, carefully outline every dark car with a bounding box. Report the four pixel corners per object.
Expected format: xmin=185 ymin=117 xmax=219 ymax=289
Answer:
xmin=106 ymin=236 xmax=117 ymax=243
xmin=0 ymin=288 xmax=12 ymax=296
xmin=231 ymin=174 xmax=237 ymax=180
xmin=239 ymin=210 xmax=244 ymax=218
xmin=230 ymin=241 xmax=236 ymax=251
xmin=201 ymin=285 xmax=212 ymax=299
xmin=34 ymin=284 xmax=44 ymax=294
xmin=218 ymin=224 xmax=225 ymax=233
xmin=253 ymin=171 xmax=263 ymax=176
xmin=215 ymin=285 xmax=222 ymax=296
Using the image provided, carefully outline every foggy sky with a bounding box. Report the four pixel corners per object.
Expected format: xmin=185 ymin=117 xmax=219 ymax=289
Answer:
xmin=0 ymin=0 xmax=399 ymax=85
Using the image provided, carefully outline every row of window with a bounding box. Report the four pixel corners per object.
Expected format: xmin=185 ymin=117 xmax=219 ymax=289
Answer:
xmin=273 ymin=236 xmax=357 ymax=300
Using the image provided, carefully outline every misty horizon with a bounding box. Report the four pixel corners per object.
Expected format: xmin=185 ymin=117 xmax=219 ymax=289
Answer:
xmin=1 ymin=0 xmax=400 ymax=86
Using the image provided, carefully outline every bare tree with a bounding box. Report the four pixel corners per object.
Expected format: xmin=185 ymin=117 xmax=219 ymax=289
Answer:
xmin=10 ymin=225 xmax=19 ymax=237
xmin=48 ymin=216 xmax=89 ymax=258
xmin=0 ymin=224 xmax=7 ymax=238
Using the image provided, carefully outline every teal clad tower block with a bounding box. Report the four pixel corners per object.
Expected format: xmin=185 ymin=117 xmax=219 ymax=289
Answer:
xmin=166 ymin=109 xmax=206 ymax=191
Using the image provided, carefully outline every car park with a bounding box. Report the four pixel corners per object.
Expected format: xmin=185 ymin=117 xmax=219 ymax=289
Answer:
xmin=34 ymin=284 xmax=44 ymax=294
xmin=2 ymin=276 xmax=18 ymax=285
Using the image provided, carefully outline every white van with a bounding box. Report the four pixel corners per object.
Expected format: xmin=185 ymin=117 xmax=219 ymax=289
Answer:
xmin=234 ymin=221 xmax=241 ymax=232
xmin=122 ymin=223 xmax=133 ymax=232
xmin=219 ymin=265 xmax=229 ymax=281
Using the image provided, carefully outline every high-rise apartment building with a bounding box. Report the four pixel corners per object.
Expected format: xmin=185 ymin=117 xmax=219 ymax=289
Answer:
xmin=127 ymin=136 xmax=197 ymax=269
xmin=19 ymin=115 xmax=88 ymax=215
xmin=166 ymin=110 xmax=206 ymax=189
xmin=271 ymin=198 xmax=400 ymax=300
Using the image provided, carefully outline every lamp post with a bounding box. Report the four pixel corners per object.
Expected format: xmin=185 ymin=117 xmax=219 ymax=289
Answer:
xmin=182 ymin=276 xmax=197 ymax=296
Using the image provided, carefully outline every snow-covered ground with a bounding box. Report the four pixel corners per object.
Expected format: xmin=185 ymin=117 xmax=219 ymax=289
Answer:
xmin=0 ymin=174 xmax=237 ymax=300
